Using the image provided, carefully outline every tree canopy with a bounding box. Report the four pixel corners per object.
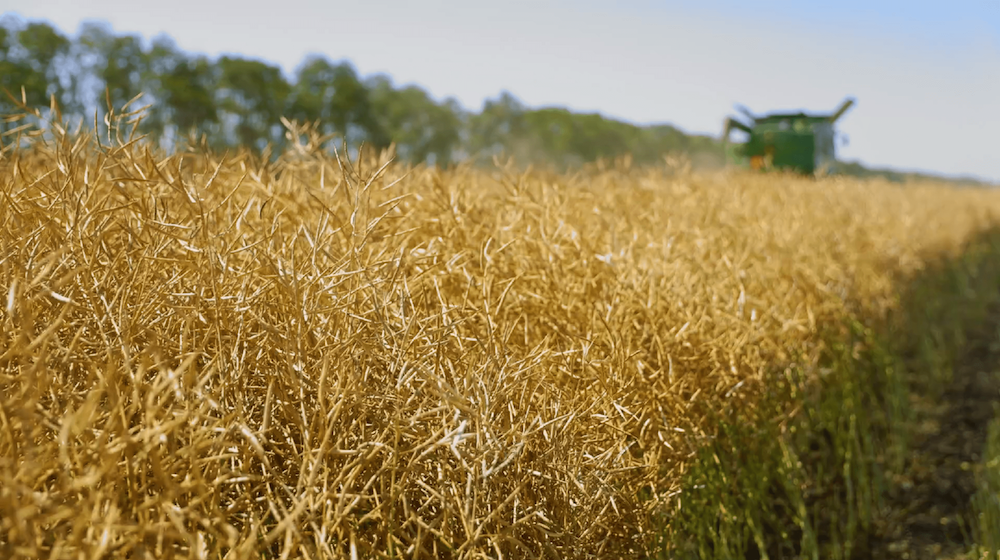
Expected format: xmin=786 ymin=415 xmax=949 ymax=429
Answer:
xmin=0 ymin=15 xmax=722 ymax=168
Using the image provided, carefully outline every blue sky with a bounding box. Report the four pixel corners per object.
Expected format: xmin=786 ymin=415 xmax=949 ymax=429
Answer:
xmin=2 ymin=0 xmax=998 ymax=181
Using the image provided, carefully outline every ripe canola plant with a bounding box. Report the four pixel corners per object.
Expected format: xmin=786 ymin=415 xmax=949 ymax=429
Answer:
xmin=1 ymin=111 xmax=1000 ymax=559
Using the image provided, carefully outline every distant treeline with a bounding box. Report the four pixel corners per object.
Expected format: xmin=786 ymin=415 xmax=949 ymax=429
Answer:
xmin=835 ymin=160 xmax=994 ymax=187
xmin=0 ymin=16 xmax=723 ymax=168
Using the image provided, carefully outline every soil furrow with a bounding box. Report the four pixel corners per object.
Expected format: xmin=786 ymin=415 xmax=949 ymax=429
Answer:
xmin=856 ymin=305 xmax=1000 ymax=559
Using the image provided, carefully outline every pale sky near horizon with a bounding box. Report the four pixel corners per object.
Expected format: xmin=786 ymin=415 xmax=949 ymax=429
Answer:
xmin=2 ymin=0 xmax=998 ymax=181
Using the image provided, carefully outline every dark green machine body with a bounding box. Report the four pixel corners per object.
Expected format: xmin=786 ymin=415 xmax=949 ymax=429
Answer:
xmin=722 ymin=98 xmax=855 ymax=175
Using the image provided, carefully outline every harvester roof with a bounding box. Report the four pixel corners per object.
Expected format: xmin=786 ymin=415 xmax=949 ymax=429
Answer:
xmin=755 ymin=112 xmax=829 ymax=123
xmin=738 ymin=98 xmax=856 ymax=126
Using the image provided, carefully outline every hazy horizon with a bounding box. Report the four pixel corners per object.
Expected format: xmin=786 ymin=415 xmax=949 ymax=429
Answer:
xmin=3 ymin=0 xmax=998 ymax=182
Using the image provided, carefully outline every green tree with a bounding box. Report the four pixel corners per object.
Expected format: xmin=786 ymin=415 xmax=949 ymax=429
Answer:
xmin=468 ymin=91 xmax=527 ymax=161
xmin=17 ymin=22 xmax=72 ymax=109
xmin=0 ymin=24 xmax=33 ymax=113
xmin=0 ymin=16 xmax=725 ymax=167
xmin=79 ymin=23 xmax=150 ymax=113
xmin=0 ymin=19 xmax=72 ymax=116
xmin=216 ymin=56 xmax=291 ymax=151
xmin=367 ymin=75 xmax=462 ymax=166
xmin=287 ymin=56 xmax=387 ymax=149
xmin=147 ymin=36 xmax=219 ymax=147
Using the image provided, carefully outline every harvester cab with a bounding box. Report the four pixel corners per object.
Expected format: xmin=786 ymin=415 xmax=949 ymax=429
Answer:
xmin=722 ymin=98 xmax=855 ymax=175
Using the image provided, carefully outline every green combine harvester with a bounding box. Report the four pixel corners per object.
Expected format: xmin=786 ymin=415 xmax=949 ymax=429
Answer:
xmin=722 ymin=98 xmax=855 ymax=175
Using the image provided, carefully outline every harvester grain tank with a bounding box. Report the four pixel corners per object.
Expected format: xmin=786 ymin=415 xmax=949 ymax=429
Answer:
xmin=722 ymin=98 xmax=855 ymax=175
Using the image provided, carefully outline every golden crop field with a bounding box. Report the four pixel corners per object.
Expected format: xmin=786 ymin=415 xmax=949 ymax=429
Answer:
xmin=2 ymin=116 xmax=1000 ymax=559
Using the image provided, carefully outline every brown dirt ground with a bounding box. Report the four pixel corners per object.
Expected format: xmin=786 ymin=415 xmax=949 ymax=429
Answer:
xmin=853 ymin=306 xmax=1000 ymax=559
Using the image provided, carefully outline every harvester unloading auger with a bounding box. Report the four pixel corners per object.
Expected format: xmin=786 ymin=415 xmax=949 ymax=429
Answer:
xmin=722 ymin=97 xmax=855 ymax=175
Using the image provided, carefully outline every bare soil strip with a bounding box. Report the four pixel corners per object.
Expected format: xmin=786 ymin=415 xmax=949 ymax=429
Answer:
xmin=856 ymin=304 xmax=1000 ymax=559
